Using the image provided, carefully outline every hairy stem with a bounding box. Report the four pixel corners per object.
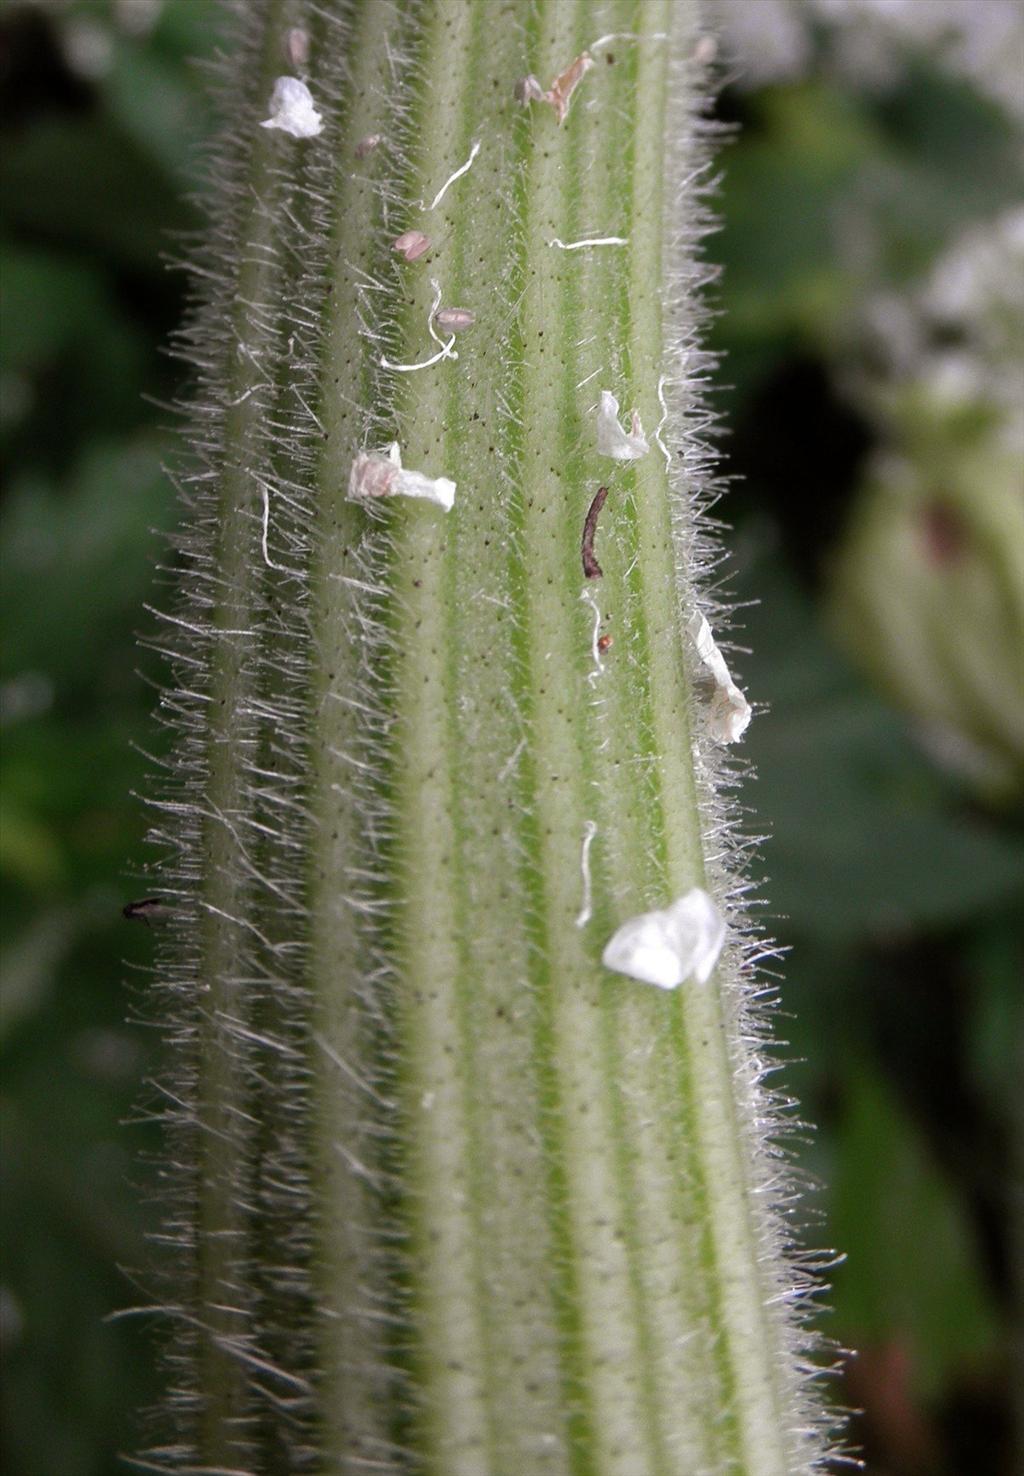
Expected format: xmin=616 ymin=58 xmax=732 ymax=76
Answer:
xmin=140 ymin=2 xmax=834 ymax=1473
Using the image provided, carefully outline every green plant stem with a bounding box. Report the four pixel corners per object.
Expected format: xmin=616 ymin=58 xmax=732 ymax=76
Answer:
xmin=147 ymin=1 xmax=830 ymax=1472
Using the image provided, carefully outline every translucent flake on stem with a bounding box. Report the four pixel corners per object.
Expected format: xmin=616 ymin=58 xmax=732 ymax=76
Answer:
xmin=575 ymin=821 xmax=598 ymax=929
xmin=282 ymin=27 xmax=309 ymax=69
xmin=596 ymin=390 xmax=649 ymax=461
xmin=514 ymin=75 xmax=546 ymax=105
xmin=689 ymin=612 xmax=753 ymax=744
xmin=434 ymin=306 xmax=476 ymax=334
xmin=355 ymin=133 xmax=382 ymax=158
xmin=549 ymin=236 xmax=629 ymax=251
xmin=602 ymin=889 xmax=726 ymax=990
xmin=260 ymin=76 xmax=322 ymax=139
xmin=392 ymin=230 xmax=431 ymax=262
xmin=348 ymin=443 xmax=455 ymax=512
xmin=425 ymin=140 xmax=481 ymax=212
xmin=517 ymin=51 xmax=594 ymax=125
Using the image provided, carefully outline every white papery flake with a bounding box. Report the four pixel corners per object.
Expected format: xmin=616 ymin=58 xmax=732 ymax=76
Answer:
xmin=595 ymin=389 xmax=650 ymax=460
xmin=348 ymin=443 xmax=455 ymax=512
xmin=689 ymin=612 xmax=752 ymax=743
xmin=260 ymin=76 xmax=322 ymax=139
xmin=602 ymin=888 xmax=726 ymax=990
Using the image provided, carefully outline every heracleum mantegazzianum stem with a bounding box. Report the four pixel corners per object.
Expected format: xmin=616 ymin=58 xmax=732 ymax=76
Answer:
xmin=139 ymin=1 xmax=834 ymax=1472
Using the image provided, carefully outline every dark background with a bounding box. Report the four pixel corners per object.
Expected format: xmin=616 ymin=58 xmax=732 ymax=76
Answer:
xmin=1 ymin=3 xmax=1021 ymax=1473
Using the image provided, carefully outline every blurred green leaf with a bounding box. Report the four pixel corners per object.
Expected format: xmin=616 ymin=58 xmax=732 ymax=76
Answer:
xmin=741 ymin=548 xmax=1024 ymax=940
xmin=0 ymin=243 xmax=106 ymax=371
xmin=965 ymin=922 xmax=1024 ymax=1120
xmin=829 ymin=1065 xmax=999 ymax=1399
xmin=0 ymin=794 xmax=65 ymax=889
xmin=0 ymin=115 xmax=191 ymax=270
xmin=717 ymin=83 xmax=869 ymax=343
xmin=104 ymin=32 xmax=213 ymax=187
xmin=1 ymin=434 xmax=173 ymax=685
xmin=0 ymin=907 xmax=75 ymax=1040
xmin=865 ymin=58 xmax=1024 ymax=275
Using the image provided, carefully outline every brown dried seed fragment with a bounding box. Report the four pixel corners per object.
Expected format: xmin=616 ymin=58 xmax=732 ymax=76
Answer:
xmin=582 ymin=485 xmax=609 ymax=580
xmin=517 ymin=51 xmax=594 ymax=124
xmin=547 ymin=50 xmax=594 ymax=124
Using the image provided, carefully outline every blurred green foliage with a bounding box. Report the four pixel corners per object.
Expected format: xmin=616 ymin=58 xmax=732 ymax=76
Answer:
xmin=0 ymin=4 xmax=1020 ymax=1474
xmin=1 ymin=3 xmax=221 ymax=1472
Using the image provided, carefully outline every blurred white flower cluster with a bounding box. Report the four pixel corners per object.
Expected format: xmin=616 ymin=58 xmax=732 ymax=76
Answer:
xmin=864 ymin=207 xmax=1024 ymax=443
xmin=714 ymin=0 xmax=1024 ymax=118
xmin=26 ymin=0 xmax=165 ymax=80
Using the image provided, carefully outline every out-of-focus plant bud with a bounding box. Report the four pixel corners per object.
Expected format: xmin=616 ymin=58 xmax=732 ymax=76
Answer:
xmin=830 ymin=426 xmax=1024 ymax=801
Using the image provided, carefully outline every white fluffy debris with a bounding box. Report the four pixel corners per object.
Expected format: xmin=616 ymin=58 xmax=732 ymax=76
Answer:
xmin=260 ymin=76 xmax=322 ymax=139
xmin=392 ymin=230 xmax=431 ymax=262
xmin=348 ymin=443 xmax=455 ymax=512
xmin=595 ymin=389 xmax=650 ymax=460
xmin=602 ymin=888 xmax=726 ymax=990
xmin=689 ymin=612 xmax=752 ymax=743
